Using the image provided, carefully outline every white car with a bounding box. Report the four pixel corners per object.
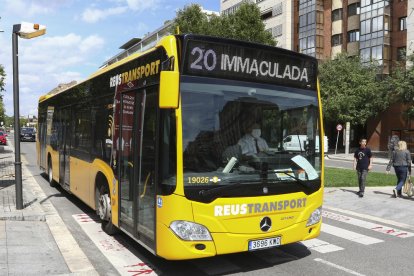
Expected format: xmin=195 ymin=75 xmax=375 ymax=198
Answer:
xmin=283 ymin=135 xmax=328 ymax=153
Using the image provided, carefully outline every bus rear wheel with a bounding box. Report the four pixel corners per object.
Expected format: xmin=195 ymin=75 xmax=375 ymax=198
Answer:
xmin=97 ymin=185 xmax=118 ymax=235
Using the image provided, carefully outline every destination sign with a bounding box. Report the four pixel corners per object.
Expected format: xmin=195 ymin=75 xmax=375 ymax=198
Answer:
xmin=183 ymin=39 xmax=317 ymax=89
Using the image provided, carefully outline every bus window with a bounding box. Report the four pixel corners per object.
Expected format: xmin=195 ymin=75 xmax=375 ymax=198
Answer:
xmin=159 ymin=109 xmax=177 ymax=194
xmin=92 ymin=96 xmax=114 ymax=162
xmin=137 ymin=89 xmax=157 ymax=246
xmin=119 ymin=91 xmax=138 ymax=229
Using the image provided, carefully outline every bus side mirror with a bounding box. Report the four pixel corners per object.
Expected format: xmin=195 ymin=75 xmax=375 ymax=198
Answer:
xmin=159 ymin=71 xmax=179 ymax=109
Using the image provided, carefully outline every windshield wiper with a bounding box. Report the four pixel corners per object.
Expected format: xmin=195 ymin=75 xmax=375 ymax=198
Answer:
xmin=276 ymin=170 xmax=312 ymax=190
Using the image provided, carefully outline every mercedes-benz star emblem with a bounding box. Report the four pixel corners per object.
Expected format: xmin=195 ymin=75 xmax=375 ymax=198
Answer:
xmin=260 ymin=217 xmax=272 ymax=232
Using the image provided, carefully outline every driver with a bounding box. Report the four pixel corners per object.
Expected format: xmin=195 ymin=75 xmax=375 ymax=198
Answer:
xmin=237 ymin=123 xmax=269 ymax=157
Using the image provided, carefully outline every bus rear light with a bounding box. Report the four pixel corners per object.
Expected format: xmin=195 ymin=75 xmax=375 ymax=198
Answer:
xmin=306 ymin=207 xmax=322 ymax=227
xmin=170 ymin=220 xmax=212 ymax=241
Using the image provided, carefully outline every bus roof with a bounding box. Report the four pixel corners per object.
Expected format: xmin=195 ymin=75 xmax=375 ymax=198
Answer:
xmin=38 ymin=34 xmax=176 ymax=103
xmin=39 ymin=34 xmax=318 ymax=103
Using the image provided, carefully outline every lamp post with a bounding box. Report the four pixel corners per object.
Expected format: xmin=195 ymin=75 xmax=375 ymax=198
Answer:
xmin=12 ymin=22 xmax=46 ymax=210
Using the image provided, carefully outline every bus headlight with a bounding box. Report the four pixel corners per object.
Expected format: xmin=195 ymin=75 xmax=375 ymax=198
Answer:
xmin=306 ymin=207 xmax=322 ymax=227
xmin=170 ymin=220 xmax=212 ymax=241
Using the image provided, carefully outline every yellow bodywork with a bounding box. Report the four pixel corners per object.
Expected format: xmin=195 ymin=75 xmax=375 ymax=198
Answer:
xmin=155 ymin=36 xmax=324 ymax=259
xmin=40 ymin=35 xmax=324 ymax=260
xmin=156 ymin=189 xmax=322 ymax=260
xmin=45 ymin=147 xmax=117 ymax=221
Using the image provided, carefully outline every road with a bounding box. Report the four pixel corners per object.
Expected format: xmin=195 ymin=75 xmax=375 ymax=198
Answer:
xmin=18 ymin=139 xmax=414 ymax=275
xmin=325 ymin=157 xmax=389 ymax=173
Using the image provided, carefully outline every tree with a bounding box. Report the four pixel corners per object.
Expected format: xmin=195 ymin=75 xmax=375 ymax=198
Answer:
xmin=0 ymin=64 xmax=5 ymax=123
xmin=388 ymin=53 xmax=414 ymax=118
xmin=319 ymin=54 xmax=390 ymax=125
xmin=227 ymin=3 xmax=275 ymax=46
xmin=171 ymin=3 xmax=276 ymax=46
xmin=0 ymin=64 xmax=5 ymax=93
xmin=171 ymin=4 xmax=209 ymax=35
xmin=4 ymin=115 xmax=13 ymax=128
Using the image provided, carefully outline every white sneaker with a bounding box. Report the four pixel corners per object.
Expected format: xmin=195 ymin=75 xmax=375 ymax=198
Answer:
xmin=393 ymin=189 xmax=398 ymax=198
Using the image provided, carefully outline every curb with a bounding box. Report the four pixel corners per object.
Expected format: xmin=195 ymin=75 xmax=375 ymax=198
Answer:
xmin=325 ymin=154 xmax=389 ymax=165
xmin=5 ymin=138 xmax=98 ymax=274
xmin=0 ymin=213 xmax=46 ymax=221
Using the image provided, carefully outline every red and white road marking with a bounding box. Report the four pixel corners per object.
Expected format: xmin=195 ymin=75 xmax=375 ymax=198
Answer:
xmin=322 ymin=224 xmax=383 ymax=245
xmin=73 ymin=214 xmax=157 ymax=276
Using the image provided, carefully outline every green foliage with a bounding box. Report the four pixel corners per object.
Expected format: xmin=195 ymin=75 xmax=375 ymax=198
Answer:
xmin=325 ymin=167 xmax=395 ymax=187
xmin=388 ymin=54 xmax=414 ymax=119
xmin=0 ymin=101 xmax=5 ymax=124
xmin=4 ymin=115 xmax=13 ymax=128
xmin=19 ymin=117 xmax=28 ymax=128
xmin=319 ymin=54 xmax=390 ymax=125
xmin=171 ymin=3 xmax=275 ymax=46
xmin=0 ymin=64 xmax=5 ymax=92
xmin=0 ymin=64 xmax=6 ymax=121
xmin=171 ymin=4 xmax=209 ymax=35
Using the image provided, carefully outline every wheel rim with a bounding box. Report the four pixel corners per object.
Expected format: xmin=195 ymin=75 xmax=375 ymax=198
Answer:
xmin=98 ymin=193 xmax=111 ymax=221
xmin=48 ymin=164 xmax=53 ymax=183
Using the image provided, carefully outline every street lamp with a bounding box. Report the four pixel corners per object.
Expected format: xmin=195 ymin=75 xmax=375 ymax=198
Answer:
xmin=12 ymin=22 xmax=46 ymax=210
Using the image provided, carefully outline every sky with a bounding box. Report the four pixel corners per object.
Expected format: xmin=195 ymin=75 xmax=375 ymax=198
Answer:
xmin=0 ymin=0 xmax=220 ymax=118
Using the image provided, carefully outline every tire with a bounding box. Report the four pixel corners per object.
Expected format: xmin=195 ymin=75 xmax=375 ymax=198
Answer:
xmin=48 ymin=159 xmax=57 ymax=187
xmin=97 ymin=185 xmax=118 ymax=235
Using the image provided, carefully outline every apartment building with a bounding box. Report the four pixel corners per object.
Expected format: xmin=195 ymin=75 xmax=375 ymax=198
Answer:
xmin=101 ymin=8 xmax=219 ymax=67
xmin=221 ymin=0 xmax=412 ymax=151
xmin=408 ymin=0 xmax=414 ymax=57
xmin=221 ymin=0 xmax=294 ymax=50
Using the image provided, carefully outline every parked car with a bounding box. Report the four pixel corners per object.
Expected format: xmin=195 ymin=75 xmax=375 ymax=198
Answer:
xmin=282 ymin=135 xmax=328 ymax=153
xmin=0 ymin=131 xmax=6 ymax=145
xmin=20 ymin=127 xmax=36 ymax=142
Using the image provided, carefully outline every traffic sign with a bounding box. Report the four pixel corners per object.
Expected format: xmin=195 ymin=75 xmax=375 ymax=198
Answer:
xmin=335 ymin=124 xmax=343 ymax=154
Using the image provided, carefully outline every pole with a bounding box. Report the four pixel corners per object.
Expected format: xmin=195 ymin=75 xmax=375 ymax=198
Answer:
xmin=335 ymin=131 xmax=339 ymax=155
xmin=345 ymin=122 xmax=350 ymax=155
xmin=12 ymin=31 xmax=23 ymax=210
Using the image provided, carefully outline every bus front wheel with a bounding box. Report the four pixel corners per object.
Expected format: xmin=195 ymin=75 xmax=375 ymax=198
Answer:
xmin=97 ymin=185 xmax=118 ymax=235
xmin=48 ymin=159 xmax=56 ymax=187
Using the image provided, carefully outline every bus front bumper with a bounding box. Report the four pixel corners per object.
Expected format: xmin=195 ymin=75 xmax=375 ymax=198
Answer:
xmin=156 ymin=219 xmax=321 ymax=260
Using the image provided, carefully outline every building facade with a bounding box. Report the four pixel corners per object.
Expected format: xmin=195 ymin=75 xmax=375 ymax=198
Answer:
xmin=407 ymin=0 xmax=414 ymax=57
xmin=221 ymin=0 xmax=412 ymax=151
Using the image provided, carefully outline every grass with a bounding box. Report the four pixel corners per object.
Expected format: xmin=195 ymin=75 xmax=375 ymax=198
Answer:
xmin=324 ymin=167 xmax=396 ymax=187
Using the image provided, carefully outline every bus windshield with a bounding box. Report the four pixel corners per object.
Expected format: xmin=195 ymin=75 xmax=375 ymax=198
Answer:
xmin=179 ymin=76 xmax=322 ymax=201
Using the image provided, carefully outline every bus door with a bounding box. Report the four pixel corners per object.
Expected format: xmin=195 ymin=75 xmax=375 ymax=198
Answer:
xmin=118 ymin=89 xmax=156 ymax=250
xmin=58 ymin=108 xmax=71 ymax=190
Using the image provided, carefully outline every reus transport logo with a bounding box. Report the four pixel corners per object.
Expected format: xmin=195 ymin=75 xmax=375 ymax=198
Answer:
xmin=214 ymin=198 xmax=307 ymax=217
xmin=109 ymin=60 xmax=161 ymax=88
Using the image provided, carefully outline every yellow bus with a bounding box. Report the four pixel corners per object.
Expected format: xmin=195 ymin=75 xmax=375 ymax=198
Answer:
xmin=37 ymin=34 xmax=324 ymax=260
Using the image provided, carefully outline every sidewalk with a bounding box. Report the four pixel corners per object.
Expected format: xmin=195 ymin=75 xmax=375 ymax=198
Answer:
xmin=0 ymin=143 xmax=97 ymax=275
xmin=324 ymin=186 xmax=414 ymax=229
xmin=325 ymin=151 xmax=390 ymax=165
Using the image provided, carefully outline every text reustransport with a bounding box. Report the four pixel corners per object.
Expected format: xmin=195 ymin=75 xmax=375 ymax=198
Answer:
xmin=214 ymin=198 xmax=307 ymax=217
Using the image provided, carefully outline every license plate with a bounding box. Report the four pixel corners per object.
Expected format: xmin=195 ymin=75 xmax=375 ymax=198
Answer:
xmin=248 ymin=236 xmax=281 ymax=251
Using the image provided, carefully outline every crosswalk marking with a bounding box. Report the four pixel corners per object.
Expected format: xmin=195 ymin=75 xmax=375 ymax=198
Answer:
xmin=314 ymin=258 xmax=366 ymax=276
xmin=304 ymin=208 xmax=414 ymax=253
xmin=323 ymin=210 xmax=414 ymax=238
xmin=301 ymin=238 xmax=344 ymax=253
xmin=322 ymin=224 xmax=383 ymax=245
